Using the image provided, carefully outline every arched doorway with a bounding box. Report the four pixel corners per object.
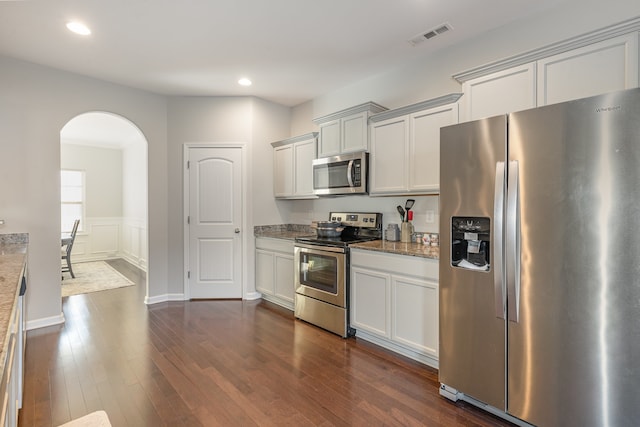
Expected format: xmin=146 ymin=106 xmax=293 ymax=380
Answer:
xmin=60 ymin=111 xmax=149 ymax=299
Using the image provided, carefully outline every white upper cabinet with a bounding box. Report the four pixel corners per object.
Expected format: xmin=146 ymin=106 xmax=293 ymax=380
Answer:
xmin=317 ymin=119 xmax=340 ymax=157
xmin=369 ymin=94 xmax=461 ymax=196
xmin=537 ymin=33 xmax=639 ymax=106
xmin=271 ymin=132 xmax=317 ymax=199
xmin=273 ymin=144 xmax=293 ymax=197
xmin=456 ymin=27 xmax=640 ymax=121
xmin=314 ymin=102 xmax=387 ymax=158
xmin=462 ymin=64 xmax=536 ymax=122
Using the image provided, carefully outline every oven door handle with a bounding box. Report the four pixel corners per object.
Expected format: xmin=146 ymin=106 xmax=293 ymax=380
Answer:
xmin=295 ymin=243 xmax=347 ymax=254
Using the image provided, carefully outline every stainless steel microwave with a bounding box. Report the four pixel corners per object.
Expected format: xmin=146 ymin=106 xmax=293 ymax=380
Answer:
xmin=312 ymin=151 xmax=368 ymax=196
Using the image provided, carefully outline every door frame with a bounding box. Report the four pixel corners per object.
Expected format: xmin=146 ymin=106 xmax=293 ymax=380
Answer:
xmin=183 ymin=142 xmax=249 ymax=300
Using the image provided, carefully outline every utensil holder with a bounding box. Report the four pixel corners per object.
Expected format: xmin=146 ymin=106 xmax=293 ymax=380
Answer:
xmin=401 ymin=222 xmax=412 ymax=243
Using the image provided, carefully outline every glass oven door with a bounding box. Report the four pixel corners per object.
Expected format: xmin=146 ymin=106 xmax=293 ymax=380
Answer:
xmin=294 ymin=244 xmax=346 ymax=307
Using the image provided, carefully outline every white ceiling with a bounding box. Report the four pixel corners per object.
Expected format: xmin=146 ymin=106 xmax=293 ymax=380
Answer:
xmin=0 ymin=0 xmax=570 ymax=107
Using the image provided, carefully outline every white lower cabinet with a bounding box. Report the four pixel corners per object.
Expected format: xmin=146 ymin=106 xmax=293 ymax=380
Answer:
xmin=350 ymin=249 xmax=439 ymax=368
xmin=1 ymin=274 xmax=26 ymax=427
xmin=255 ymin=238 xmax=294 ymax=310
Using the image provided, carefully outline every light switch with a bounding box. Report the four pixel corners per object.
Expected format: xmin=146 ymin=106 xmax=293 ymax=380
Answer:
xmin=425 ymin=210 xmax=435 ymax=223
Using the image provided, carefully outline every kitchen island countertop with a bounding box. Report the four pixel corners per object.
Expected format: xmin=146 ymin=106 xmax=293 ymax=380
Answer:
xmin=0 ymin=234 xmax=28 ymax=383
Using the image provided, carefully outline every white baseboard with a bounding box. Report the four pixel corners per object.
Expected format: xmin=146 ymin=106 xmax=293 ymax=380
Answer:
xmin=144 ymin=293 xmax=186 ymax=305
xmin=354 ymin=329 xmax=439 ymax=369
xmin=26 ymin=313 xmax=65 ymax=331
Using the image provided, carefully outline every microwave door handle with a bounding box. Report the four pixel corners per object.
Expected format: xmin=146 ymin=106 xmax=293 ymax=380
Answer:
xmin=347 ymin=160 xmax=354 ymax=187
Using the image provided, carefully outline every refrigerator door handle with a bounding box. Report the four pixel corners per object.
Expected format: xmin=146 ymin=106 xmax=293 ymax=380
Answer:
xmin=506 ymin=160 xmax=521 ymax=323
xmin=493 ymin=161 xmax=506 ymax=319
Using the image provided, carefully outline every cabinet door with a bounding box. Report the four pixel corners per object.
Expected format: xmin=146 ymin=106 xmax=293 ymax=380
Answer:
xmin=341 ymin=112 xmax=368 ymax=153
xmin=392 ymin=275 xmax=439 ymax=358
xmin=537 ymin=33 xmax=639 ymax=106
xmin=369 ymin=116 xmax=408 ymax=195
xmin=409 ymin=104 xmax=458 ymax=193
xmin=273 ymin=145 xmax=293 ymax=197
xmin=318 ymin=119 xmax=341 ymax=157
xmin=293 ymin=138 xmax=316 ymax=197
xmin=274 ymin=253 xmax=294 ymax=304
xmin=255 ymin=249 xmax=275 ymax=295
xmin=351 ymin=266 xmax=391 ymax=337
xmin=463 ymin=63 xmax=536 ymax=121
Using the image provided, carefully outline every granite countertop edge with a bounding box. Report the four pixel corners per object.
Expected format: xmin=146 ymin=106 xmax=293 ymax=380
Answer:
xmin=349 ymin=240 xmax=440 ymax=260
xmin=0 ymin=234 xmax=28 ymax=381
xmin=254 ymin=225 xmax=439 ymax=260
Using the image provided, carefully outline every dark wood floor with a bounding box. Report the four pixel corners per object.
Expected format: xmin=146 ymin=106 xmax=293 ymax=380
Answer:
xmin=18 ymin=259 xmax=513 ymax=427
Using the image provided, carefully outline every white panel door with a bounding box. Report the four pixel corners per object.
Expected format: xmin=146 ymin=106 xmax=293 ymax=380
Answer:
xmin=350 ymin=266 xmax=391 ymax=337
xmin=537 ymin=33 xmax=639 ymax=106
xmin=293 ymin=138 xmax=315 ymax=197
xmin=273 ymin=144 xmax=293 ymax=197
xmin=188 ymin=147 xmax=243 ymax=299
xmin=463 ymin=63 xmax=536 ymax=121
xmin=408 ymin=104 xmax=458 ymax=192
xmin=392 ymin=275 xmax=439 ymax=358
xmin=369 ymin=116 xmax=408 ymax=194
xmin=341 ymin=112 xmax=367 ymax=153
xmin=318 ymin=119 xmax=341 ymax=157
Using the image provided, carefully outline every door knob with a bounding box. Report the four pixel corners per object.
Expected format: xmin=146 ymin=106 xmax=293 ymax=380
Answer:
xmin=235 ymin=228 xmax=240 ymax=233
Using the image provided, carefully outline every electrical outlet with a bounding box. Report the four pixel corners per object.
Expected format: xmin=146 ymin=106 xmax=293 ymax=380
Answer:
xmin=425 ymin=210 xmax=435 ymax=224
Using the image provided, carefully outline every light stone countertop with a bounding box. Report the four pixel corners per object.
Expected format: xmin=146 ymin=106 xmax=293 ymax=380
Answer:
xmin=0 ymin=234 xmax=28 ymax=382
xmin=254 ymin=224 xmax=315 ymax=241
xmin=349 ymin=240 xmax=439 ymax=260
xmin=254 ymin=225 xmax=440 ymax=260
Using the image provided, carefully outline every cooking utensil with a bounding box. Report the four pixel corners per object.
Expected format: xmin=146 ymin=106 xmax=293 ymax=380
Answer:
xmin=397 ymin=205 xmax=405 ymax=222
xmin=314 ymin=221 xmax=345 ymax=237
xmin=316 ymin=227 xmax=345 ymax=237
xmin=404 ymin=199 xmax=415 ymax=212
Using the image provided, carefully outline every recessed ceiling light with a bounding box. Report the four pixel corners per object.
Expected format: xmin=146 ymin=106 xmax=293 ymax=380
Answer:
xmin=238 ymin=78 xmax=252 ymax=87
xmin=66 ymin=21 xmax=91 ymax=36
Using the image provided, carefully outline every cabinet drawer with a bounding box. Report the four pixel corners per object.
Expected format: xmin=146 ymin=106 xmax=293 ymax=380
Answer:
xmin=255 ymin=237 xmax=294 ymax=254
xmin=351 ymin=249 xmax=438 ymax=280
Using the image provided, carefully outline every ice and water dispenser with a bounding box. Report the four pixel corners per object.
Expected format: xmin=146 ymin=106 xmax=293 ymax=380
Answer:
xmin=451 ymin=217 xmax=490 ymax=271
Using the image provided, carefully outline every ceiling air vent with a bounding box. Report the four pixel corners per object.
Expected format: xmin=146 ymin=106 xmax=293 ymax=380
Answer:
xmin=408 ymin=22 xmax=453 ymax=46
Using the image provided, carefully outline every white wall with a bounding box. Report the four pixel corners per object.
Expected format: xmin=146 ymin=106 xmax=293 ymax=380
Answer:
xmin=292 ymin=0 xmax=640 ymax=123
xmin=0 ymin=55 xmax=168 ymax=328
xmin=2 ymin=0 xmax=639 ymax=326
xmin=285 ymin=0 xmax=640 ymax=231
xmin=122 ymin=139 xmax=148 ymax=269
xmin=61 ymin=143 xmax=123 ymax=218
xmin=166 ymin=96 xmax=290 ymax=298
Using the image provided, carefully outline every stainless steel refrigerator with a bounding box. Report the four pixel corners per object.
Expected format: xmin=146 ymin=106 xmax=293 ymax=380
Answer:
xmin=439 ymin=88 xmax=640 ymax=427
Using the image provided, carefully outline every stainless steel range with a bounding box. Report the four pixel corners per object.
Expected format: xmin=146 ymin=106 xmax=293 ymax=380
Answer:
xmin=294 ymin=212 xmax=382 ymax=338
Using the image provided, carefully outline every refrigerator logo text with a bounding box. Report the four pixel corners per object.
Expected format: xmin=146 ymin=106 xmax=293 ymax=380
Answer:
xmin=596 ymin=105 xmax=621 ymax=113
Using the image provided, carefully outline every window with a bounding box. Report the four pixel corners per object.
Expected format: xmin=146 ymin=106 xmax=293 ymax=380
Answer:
xmin=61 ymin=170 xmax=85 ymax=233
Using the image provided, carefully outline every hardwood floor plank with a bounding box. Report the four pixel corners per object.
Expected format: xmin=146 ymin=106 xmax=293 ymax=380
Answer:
xmin=18 ymin=259 xmax=515 ymax=427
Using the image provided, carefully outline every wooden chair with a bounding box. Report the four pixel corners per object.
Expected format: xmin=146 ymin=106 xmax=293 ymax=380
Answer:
xmin=62 ymin=219 xmax=80 ymax=279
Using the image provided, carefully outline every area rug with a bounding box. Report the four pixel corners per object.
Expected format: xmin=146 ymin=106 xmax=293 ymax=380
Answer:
xmin=61 ymin=261 xmax=134 ymax=297
xmin=58 ymin=410 xmax=112 ymax=427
